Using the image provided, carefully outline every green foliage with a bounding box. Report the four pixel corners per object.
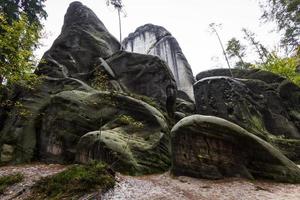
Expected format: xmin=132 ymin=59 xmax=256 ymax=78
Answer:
xmin=28 ymin=162 xmax=115 ymax=200
xmin=0 ymin=0 xmax=47 ymax=26
xmin=119 ymin=114 xmax=144 ymax=129
xmin=257 ymin=53 xmax=300 ymax=86
xmin=91 ymin=68 xmax=110 ymax=91
xmin=0 ymin=13 xmax=41 ymax=87
xmin=226 ymin=37 xmax=252 ymax=69
xmin=242 ymin=28 xmax=269 ymax=62
xmin=260 ymin=0 xmax=300 ymax=51
xmin=226 ymin=38 xmax=246 ymax=59
xmin=0 ymin=173 xmax=24 ymax=194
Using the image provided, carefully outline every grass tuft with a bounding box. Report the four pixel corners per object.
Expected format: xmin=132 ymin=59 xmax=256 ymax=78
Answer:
xmin=27 ymin=162 xmax=115 ymax=200
xmin=0 ymin=173 xmax=24 ymax=194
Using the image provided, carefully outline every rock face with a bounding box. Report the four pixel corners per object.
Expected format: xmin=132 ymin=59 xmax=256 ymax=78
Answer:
xmin=1 ymin=2 xmax=300 ymax=184
xmin=171 ymin=115 xmax=300 ymax=183
xmin=123 ymin=24 xmax=195 ymax=101
xmin=35 ymin=1 xmax=120 ymax=79
xmin=0 ymin=2 xmax=173 ymax=174
xmin=106 ymin=51 xmax=177 ymax=113
xmin=194 ymin=69 xmax=300 ymax=162
xmin=39 ymin=90 xmax=170 ymax=174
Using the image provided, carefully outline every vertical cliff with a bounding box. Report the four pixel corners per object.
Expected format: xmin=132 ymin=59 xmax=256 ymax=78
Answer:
xmin=123 ymin=24 xmax=195 ymax=101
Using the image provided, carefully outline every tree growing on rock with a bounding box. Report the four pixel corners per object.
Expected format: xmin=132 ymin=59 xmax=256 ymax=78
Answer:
xmin=106 ymin=0 xmax=126 ymax=48
xmin=226 ymin=37 xmax=252 ymax=69
xmin=209 ymin=23 xmax=233 ymax=77
xmin=242 ymin=28 xmax=270 ymax=63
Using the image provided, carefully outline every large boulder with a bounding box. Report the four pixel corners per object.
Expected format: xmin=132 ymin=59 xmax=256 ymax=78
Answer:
xmin=39 ymin=90 xmax=170 ymax=174
xmin=196 ymin=68 xmax=285 ymax=84
xmin=171 ymin=115 xmax=300 ymax=183
xmin=194 ymin=69 xmax=300 ymax=161
xmin=105 ymin=51 xmax=177 ymax=113
xmin=0 ymin=78 xmax=93 ymax=163
xmin=123 ymin=24 xmax=195 ymax=102
xmin=35 ymin=1 xmax=120 ymax=79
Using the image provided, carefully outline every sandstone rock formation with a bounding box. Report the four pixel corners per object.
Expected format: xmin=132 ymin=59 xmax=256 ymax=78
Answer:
xmin=0 ymin=2 xmax=174 ymax=174
xmin=171 ymin=115 xmax=300 ymax=183
xmin=40 ymin=90 xmax=170 ymax=174
xmin=195 ymin=69 xmax=300 ymax=162
xmin=35 ymin=1 xmax=120 ymax=79
xmin=105 ymin=51 xmax=177 ymax=113
xmin=123 ymin=24 xmax=195 ymax=102
xmin=0 ymin=1 xmax=299 ymax=184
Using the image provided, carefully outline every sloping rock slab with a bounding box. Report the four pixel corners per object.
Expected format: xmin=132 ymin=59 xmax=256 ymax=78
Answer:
xmin=196 ymin=68 xmax=285 ymax=84
xmin=171 ymin=115 xmax=300 ymax=183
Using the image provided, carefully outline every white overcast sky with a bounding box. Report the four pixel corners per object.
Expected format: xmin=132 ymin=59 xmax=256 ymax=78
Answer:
xmin=37 ymin=0 xmax=281 ymax=74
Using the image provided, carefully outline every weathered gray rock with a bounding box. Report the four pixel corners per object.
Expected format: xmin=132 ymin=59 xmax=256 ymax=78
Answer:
xmin=171 ymin=115 xmax=300 ymax=183
xmin=174 ymin=98 xmax=195 ymax=121
xmin=39 ymin=90 xmax=170 ymax=174
xmin=194 ymin=69 xmax=300 ymax=161
xmin=0 ymin=2 xmax=176 ymax=176
xmin=1 ymin=1 xmax=299 ymax=183
xmin=196 ymin=68 xmax=285 ymax=84
xmin=123 ymin=24 xmax=195 ymax=101
xmin=0 ymin=78 xmax=93 ymax=163
xmin=0 ymin=2 xmax=173 ymax=175
xmin=105 ymin=51 xmax=177 ymax=114
xmin=35 ymin=1 xmax=120 ymax=80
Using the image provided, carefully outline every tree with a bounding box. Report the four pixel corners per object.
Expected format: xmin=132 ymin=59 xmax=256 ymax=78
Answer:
xmin=260 ymin=0 xmax=300 ymax=52
xmin=226 ymin=38 xmax=251 ymax=69
xmin=242 ymin=28 xmax=269 ymax=63
xmin=106 ymin=0 xmax=126 ymax=49
xmin=209 ymin=23 xmax=233 ymax=77
xmin=0 ymin=0 xmax=47 ymax=26
xmin=0 ymin=0 xmax=47 ymax=86
xmin=0 ymin=13 xmax=40 ymax=86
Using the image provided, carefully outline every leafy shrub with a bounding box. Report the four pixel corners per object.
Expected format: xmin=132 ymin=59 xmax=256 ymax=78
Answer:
xmin=257 ymin=53 xmax=300 ymax=86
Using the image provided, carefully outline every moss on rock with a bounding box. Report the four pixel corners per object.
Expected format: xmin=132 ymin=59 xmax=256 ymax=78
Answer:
xmin=171 ymin=115 xmax=300 ymax=183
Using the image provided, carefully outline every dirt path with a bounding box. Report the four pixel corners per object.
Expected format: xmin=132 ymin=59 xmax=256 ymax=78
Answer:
xmin=1 ymin=164 xmax=300 ymax=200
xmin=103 ymin=173 xmax=300 ymax=200
xmin=0 ymin=163 xmax=67 ymax=200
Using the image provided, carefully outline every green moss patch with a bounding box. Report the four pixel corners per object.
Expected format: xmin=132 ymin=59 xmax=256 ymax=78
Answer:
xmin=0 ymin=173 xmax=24 ymax=194
xmin=27 ymin=162 xmax=115 ymax=200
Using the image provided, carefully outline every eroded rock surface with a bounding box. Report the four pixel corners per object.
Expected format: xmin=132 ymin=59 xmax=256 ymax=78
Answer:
xmin=35 ymin=1 xmax=120 ymax=79
xmin=194 ymin=69 xmax=300 ymax=161
xmin=171 ymin=115 xmax=300 ymax=183
xmin=0 ymin=2 xmax=172 ymax=174
xmin=123 ymin=24 xmax=195 ymax=102
xmin=0 ymin=1 xmax=299 ymax=185
xmin=106 ymin=51 xmax=177 ymax=113
xmin=39 ymin=90 xmax=170 ymax=174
